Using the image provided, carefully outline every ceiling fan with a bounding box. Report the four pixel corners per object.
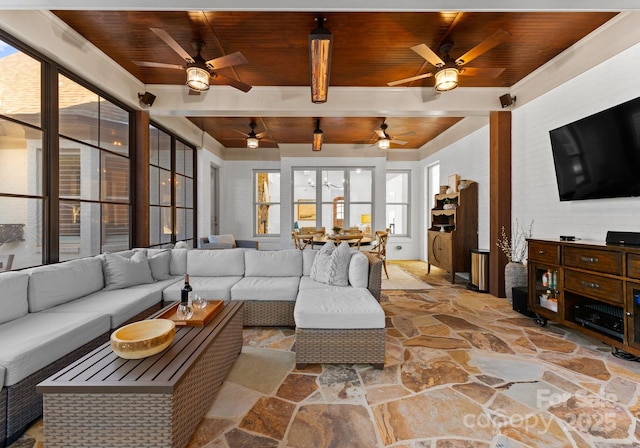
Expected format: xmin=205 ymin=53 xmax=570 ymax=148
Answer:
xmin=133 ymin=28 xmax=252 ymax=94
xmin=373 ymin=123 xmax=409 ymax=149
xmin=230 ymin=121 xmax=275 ymax=148
xmin=387 ymin=28 xmax=510 ymax=91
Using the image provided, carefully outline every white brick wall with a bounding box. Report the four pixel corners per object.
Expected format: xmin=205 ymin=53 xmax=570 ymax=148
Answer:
xmin=422 ymin=126 xmax=490 ymax=253
xmin=512 ymin=40 xmax=640 ymax=242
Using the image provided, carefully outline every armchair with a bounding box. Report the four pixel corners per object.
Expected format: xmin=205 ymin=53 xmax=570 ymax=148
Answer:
xmin=200 ymin=234 xmax=259 ymax=250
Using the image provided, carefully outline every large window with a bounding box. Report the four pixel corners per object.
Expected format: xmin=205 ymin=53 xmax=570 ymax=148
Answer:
xmin=386 ymin=170 xmax=410 ymax=236
xmin=58 ymin=74 xmax=131 ymax=260
xmin=0 ymin=39 xmax=45 ymax=269
xmin=149 ymin=124 xmax=196 ymax=248
xmin=255 ymin=171 xmax=280 ymax=236
xmin=293 ymin=168 xmax=373 ymax=235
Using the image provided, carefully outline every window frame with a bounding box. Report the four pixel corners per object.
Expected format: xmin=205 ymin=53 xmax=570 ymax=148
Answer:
xmin=292 ymin=167 xmax=374 ymax=233
xmin=148 ymin=122 xmax=197 ymax=249
xmin=386 ymin=169 xmax=411 ymax=237
xmin=254 ymin=169 xmax=281 ymax=237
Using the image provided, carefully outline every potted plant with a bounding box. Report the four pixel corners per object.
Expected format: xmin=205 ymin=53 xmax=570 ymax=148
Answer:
xmin=497 ymin=219 xmax=533 ymax=300
xmin=332 ymin=226 xmax=342 ymax=235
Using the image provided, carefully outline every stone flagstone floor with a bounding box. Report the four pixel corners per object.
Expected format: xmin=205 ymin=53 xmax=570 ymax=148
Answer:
xmin=10 ymin=261 xmax=640 ymax=447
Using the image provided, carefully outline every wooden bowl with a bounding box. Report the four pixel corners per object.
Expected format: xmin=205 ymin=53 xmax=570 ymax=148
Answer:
xmin=110 ymin=319 xmax=176 ymax=359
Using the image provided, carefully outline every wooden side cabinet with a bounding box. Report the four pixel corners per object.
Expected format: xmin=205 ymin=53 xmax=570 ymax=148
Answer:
xmin=427 ymin=182 xmax=478 ymax=283
xmin=528 ymin=238 xmax=640 ymax=357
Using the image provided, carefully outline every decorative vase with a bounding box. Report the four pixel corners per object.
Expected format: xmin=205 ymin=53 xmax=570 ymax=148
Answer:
xmin=504 ymin=262 xmax=527 ymax=301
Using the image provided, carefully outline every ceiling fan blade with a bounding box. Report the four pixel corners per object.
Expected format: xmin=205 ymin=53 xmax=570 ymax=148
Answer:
xmin=133 ymin=60 xmax=185 ymax=70
xmin=391 ymin=139 xmax=408 ymax=145
xmin=455 ymin=28 xmax=511 ymax=66
xmin=231 ymin=128 xmax=250 ymax=137
xmin=375 ymin=129 xmax=387 ymax=139
xmin=411 ymin=43 xmax=445 ymax=67
xmin=387 ymin=72 xmax=433 ymax=87
xmin=459 ymin=67 xmax=505 ymax=78
xmin=205 ymin=51 xmax=248 ymax=70
xmin=149 ymin=28 xmax=194 ymax=63
xmin=215 ymin=73 xmax=252 ymax=92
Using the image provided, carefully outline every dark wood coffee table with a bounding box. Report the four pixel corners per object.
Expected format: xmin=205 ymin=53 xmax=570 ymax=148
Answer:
xmin=37 ymin=300 xmax=243 ymax=448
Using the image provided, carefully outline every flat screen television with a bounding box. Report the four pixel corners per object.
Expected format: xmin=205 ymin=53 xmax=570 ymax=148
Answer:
xmin=549 ymin=96 xmax=640 ymax=201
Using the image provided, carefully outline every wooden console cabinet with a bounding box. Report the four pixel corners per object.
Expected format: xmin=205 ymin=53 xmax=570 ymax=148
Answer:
xmin=528 ymin=238 xmax=640 ymax=356
xmin=427 ymin=182 xmax=478 ymax=283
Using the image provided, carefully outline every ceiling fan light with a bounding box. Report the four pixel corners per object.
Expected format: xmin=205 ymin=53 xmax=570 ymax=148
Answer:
xmin=309 ymin=18 xmax=332 ymax=104
xmin=246 ymin=136 xmax=259 ymax=149
xmin=312 ymin=119 xmax=323 ymax=151
xmin=434 ymin=67 xmax=459 ymax=92
xmin=186 ymin=66 xmax=210 ymax=91
xmin=378 ymin=138 xmax=391 ymax=150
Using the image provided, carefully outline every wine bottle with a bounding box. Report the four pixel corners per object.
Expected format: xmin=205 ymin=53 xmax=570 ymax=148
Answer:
xmin=181 ymin=274 xmax=193 ymax=307
xmin=177 ymin=274 xmax=194 ymax=320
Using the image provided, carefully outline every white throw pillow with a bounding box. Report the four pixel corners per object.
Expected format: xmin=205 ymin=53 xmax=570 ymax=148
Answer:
xmin=148 ymin=249 xmax=172 ymax=281
xmin=101 ymin=249 xmax=154 ymax=290
xmin=309 ymin=241 xmax=351 ymax=286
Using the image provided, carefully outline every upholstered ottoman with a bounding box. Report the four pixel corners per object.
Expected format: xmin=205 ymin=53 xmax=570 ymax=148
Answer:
xmin=294 ymin=287 xmax=385 ymax=369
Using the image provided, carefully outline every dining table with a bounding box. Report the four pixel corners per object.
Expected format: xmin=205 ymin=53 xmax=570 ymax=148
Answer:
xmin=308 ymin=234 xmax=373 ymax=248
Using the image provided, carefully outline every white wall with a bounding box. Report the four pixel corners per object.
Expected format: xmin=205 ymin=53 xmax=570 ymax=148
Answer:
xmin=421 ymin=126 xmax=491 ymax=256
xmin=197 ymin=148 xmax=222 ymax=243
xmin=512 ymin=40 xmax=640 ymax=242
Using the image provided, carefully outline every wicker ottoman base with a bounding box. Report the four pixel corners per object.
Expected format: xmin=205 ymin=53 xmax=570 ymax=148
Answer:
xmin=243 ymin=300 xmax=296 ymax=326
xmin=0 ymin=387 xmax=6 ymax=448
xmin=295 ymin=327 xmax=385 ymax=369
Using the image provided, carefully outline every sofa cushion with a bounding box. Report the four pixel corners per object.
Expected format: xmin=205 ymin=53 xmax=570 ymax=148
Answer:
xmin=100 ymin=250 xmax=154 ymax=291
xmin=162 ymin=276 xmax=242 ymax=301
xmin=208 ymin=234 xmax=237 ymax=247
xmin=302 ymin=250 xmax=318 ymax=276
xmin=147 ymin=249 xmax=172 ymax=281
xmin=294 ymin=288 xmax=385 ymax=329
xmin=26 ymin=257 xmax=104 ymax=312
xmin=0 ymin=311 xmax=110 ymax=386
xmin=310 ymin=242 xmax=351 ymax=286
xmin=348 ymin=251 xmax=370 ymax=288
xmin=170 ymin=249 xmax=188 ymax=275
xmin=231 ymin=276 xmax=300 ymax=301
xmin=43 ymin=278 xmax=175 ymax=328
xmin=244 ymin=249 xmax=302 ymax=277
xmin=187 ymin=249 xmax=245 ymax=277
xmin=0 ymin=271 xmax=29 ymax=325
xmin=299 ymin=275 xmax=333 ymax=290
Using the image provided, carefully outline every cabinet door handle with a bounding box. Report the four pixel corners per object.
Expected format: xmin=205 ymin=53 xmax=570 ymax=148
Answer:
xmin=581 ymin=280 xmax=600 ymax=289
xmin=627 ymin=312 xmax=633 ymax=317
xmin=538 ymin=250 xmax=545 ymax=254
xmin=580 ymin=256 xmax=599 ymax=263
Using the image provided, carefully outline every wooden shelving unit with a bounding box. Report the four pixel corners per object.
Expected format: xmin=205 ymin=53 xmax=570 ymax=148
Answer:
xmin=427 ymin=182 xmax=478 ymax=283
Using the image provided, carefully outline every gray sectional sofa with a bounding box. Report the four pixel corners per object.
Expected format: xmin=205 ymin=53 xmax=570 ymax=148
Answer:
xmin=0 ymin=246 xmax=382 ymax=447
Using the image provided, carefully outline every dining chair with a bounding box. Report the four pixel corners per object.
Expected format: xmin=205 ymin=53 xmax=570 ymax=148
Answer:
xmin=300 ymin=226 xmax=325 ymax=236
xmin=292 ymin=232 xmax=313 ymax=250
xmin=368 ymin=231 xmax=388 ymax=279
xmin=331 ymin=234 xmax=363 ymax=249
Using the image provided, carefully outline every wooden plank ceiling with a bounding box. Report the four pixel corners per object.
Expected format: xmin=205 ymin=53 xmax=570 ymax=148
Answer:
xmin=53 ymin=11 xmax=616 ymax=149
